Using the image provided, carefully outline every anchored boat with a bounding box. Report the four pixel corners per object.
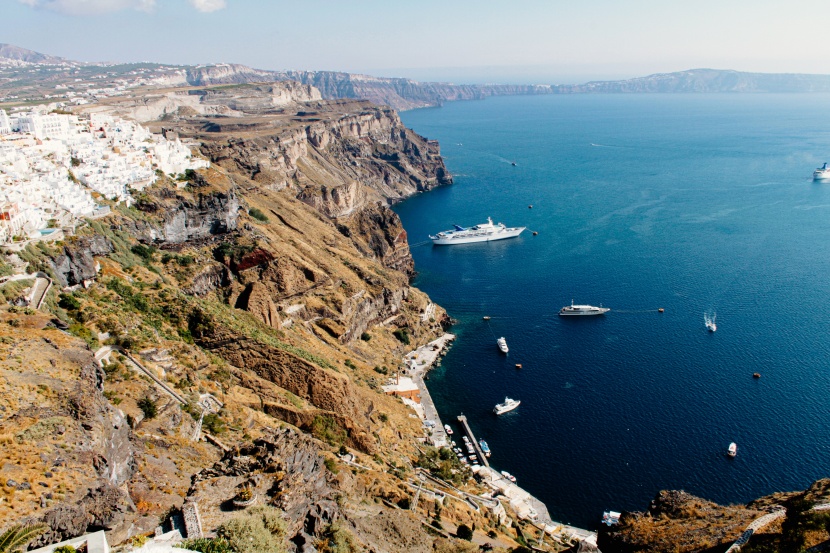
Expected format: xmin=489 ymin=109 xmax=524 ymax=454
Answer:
xmin=559 ymin=300 xmax=610 ymax=316
xmin=814 ymin=162 xmax=830 ymax=180
xmin=429 ymin=217 xmax=525 ymax=245
xmin=494 ymin=397 xmax=520 ymax=415
xmin=728 ymin=442 xmax=737 ymax=457
xmin=497 ymin=337 xmax=509 ymax=353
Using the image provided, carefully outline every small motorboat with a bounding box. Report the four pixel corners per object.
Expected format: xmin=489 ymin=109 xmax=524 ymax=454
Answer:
xmin=705 ymin=312 xmax=717 ymax=332
xmin=497 ymin=337 xmax=509 ymax=353
xmin=444 ymin=424 xmax=453 ymax=435
xmin=483 ymin=316 xmax=491 ymax=320
xmin=753 ymin=373 xmax=761 ymax=379
xmin=727 ymin=442 xmax=737 ymax=458
xmin=500 ymin=470 xmax=517 ymax=483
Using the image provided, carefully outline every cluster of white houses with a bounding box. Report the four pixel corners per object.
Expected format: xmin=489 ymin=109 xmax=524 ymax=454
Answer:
xmin=0 ymin=108 xmax=207 ymax=244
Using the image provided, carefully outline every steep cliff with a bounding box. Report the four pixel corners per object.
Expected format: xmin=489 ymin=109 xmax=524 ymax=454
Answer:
xmin=0 ymin=82 xmax=523 ymax=552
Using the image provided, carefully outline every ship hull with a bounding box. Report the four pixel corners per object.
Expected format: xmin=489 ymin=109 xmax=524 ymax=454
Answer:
xmin=431 ymin=227 xmax=525 ymax=245
xmin=559 ymin=307 xmax=610 ymax=316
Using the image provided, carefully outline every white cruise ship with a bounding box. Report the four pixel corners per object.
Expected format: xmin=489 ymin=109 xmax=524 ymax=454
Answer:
xmin=494 ymin=397 xmax=520 ymax=415
xmin=814 ymin=162 xmax=830 ymax=180
xmin=559 ymin=301 xmax=610 ymax=316
xmin=430 ymin=217 xmax=525 ymax=245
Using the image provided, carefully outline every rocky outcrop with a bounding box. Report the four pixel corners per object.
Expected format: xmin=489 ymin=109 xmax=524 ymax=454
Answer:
xmin=32 ymin=482 xmax=133 ymax=549
xmin=198 ymin=102 xmax=451 ymax=216
xmin=162 ymin=191 xmax=239 ymax=243
xmin=50 ymin=235 xmax=112 ymax=287
xmin=597 ymin=490 xmax=764 ymax=553
xmin=339 ymin=202 xmax=414 ymax=275
xmin=188 ymin=428 xmax=341 ymax=544
xmin=191 ymin=323 xmax=374 ymax=451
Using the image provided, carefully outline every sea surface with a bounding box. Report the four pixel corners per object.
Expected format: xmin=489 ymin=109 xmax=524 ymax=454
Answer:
xmin=394 ymin=93 xmax=830 ymax=530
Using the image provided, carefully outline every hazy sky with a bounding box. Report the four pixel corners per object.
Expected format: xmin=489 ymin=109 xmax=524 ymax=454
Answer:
xmin=6 ymin=0 xmax=830 ymax=83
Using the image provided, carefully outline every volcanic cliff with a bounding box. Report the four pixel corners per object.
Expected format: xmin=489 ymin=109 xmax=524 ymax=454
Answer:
xmin=0 ymin=82 xmax=537 ymax=552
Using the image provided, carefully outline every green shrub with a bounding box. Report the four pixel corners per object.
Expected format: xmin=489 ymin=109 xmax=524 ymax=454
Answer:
xmin=58 ymin=293 xmax=80 ymax=311
xmin=392 ymin=328 xmax=410 ymax=345
xmin=54 ymin=546 xmax=77 ymax=553
xmin=138 ymin=396 xmax=157 ymax=419
xmin=456 ymin=524 xmax=473 ymax=541
xmin=130 ymin=244 xmax=156 ymax=261
xmin=248 ymin=208 xmax=269 ymax=223
xmin=217 ymin=506 xmax=286 ymax=553
xmin=324 ymin=457 xmax=339 ymax=475
xmin=203 ymin=413 xmax=225 ymax=434
xmin=176 ymin=537 xmax=232 ymax=553
xmin=360 ymin=332 xmax=371 ymax=341
xmin=317 ymin=522 xmax=357 ymax=553
xmin=311 ymin=415 xmax=347 ymax=447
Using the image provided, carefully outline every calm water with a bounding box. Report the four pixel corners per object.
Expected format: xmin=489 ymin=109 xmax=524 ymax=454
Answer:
xmin=394 ymin=94 xmax=830 ymax=530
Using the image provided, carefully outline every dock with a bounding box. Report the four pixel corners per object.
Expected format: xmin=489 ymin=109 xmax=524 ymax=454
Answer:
xmin=456 ymin=414 xmax=490 ymax=468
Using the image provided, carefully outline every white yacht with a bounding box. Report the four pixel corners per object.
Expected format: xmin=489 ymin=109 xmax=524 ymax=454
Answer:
xmin=727 ymin=442 xmax=737 ymax=457
xmin=500 ymin=470 xmax=517 ymax=483
xmin=494 ymin=397 xmax=521 ymax=415
xmin=497 ymin=337 xmax=509 ymax=353
xmin=559 ymin=301 xmax=610 ymax=316
xmin=443 ymin=424 xmax=453 ymax=435
xmin=430 ymin=217 xmax=525 ymax=245
xmin=814 ymin=163 xmax=830 ymax=180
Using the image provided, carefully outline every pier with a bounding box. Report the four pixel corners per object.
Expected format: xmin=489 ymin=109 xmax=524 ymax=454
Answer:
xmin=456 ymin=414 xmax=490 ymax=468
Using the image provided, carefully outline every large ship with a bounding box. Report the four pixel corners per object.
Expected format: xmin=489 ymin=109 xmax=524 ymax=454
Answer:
xmin=494 ymin=397 xmax=521 ymax=415
xmin=429 ymin=217 xmax=525 ymax=245
xmin=814 ymin=162 xmax=830 ymax=180
xmin=559 ymin=301 xmax=610 ymax=316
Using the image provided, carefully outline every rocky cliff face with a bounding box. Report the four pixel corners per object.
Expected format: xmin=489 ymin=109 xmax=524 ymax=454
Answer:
xmin=162 ymin=191 xmax=239 ymax=244
xmin=0 ymin=320 xmax=135 ymax=546
xmin=50 ymin=235 xmax=113 ymax=287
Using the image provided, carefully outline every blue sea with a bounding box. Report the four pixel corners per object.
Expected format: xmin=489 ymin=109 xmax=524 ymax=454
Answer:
xmin=394 ymin=94 xmax=830 ymax=530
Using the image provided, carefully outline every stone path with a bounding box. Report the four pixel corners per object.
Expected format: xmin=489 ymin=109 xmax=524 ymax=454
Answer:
xmin=95 ymin=345 xmax=186 ymax=405
xmin=724 ymin=507 xmax=786 ymax=553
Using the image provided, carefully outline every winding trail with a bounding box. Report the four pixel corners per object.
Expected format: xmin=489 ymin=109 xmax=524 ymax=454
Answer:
xmin=724 ymin=507 xmax=786 ymax=553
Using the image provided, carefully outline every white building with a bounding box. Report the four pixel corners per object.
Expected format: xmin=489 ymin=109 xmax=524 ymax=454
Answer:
xmin=0 ymin=109 xmax=10 ymax=135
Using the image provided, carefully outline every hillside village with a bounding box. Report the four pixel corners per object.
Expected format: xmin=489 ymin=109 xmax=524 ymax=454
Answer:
xmin=0 ymin=107 xmax=208 ymax=244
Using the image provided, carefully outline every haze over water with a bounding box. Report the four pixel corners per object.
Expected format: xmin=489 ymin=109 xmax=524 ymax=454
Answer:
xmin=394 ymin=94 xmax=830 ymax=530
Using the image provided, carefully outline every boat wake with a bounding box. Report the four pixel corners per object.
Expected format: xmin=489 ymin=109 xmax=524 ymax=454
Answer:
xmin=704 ymin=311 xmax=717 ymax=332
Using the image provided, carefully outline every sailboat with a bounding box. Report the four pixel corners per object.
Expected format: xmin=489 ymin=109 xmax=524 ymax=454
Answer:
xmin=704 ymin=312 xmax=717 ymax=332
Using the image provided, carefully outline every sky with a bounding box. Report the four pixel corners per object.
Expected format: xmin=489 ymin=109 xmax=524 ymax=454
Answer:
xmin=5 ymin=0 xmax=830 ymax=84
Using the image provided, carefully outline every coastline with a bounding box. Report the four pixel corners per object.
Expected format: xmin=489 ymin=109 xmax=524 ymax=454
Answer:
xmin=393 ymin=332 xmax=599 ymax=546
